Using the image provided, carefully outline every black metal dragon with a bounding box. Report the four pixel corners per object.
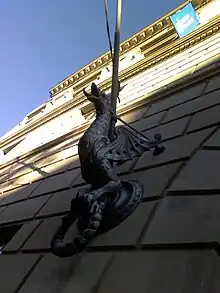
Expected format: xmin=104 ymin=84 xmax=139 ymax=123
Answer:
xmin=51 ymin=83 xmax=165 ymax=257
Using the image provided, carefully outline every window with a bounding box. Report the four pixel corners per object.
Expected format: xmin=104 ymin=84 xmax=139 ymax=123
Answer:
xmin=0 ymin=224 xmax=22 ymax=253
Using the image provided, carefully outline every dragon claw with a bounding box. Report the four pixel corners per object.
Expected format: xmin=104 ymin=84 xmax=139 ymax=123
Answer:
xmin=89 ymin=201 xmax=100 ymax=213
xmin=153 ymin=145 xmax=165 ymax=156
xmin=80 ymin=191 xmax=98 ymax=211
xmin=154 ymin=133 xmax=162 ymax=141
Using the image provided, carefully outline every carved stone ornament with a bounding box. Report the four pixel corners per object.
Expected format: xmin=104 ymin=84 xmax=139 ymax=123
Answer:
xmin=51 ymin=83 xmax=165 ymax=257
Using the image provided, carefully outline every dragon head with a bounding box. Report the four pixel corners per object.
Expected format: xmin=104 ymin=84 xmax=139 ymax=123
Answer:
xmin=83 ymin=82 xmax=125 ymax=114
xmin=83 ymin=83 xmax=111 ymax=113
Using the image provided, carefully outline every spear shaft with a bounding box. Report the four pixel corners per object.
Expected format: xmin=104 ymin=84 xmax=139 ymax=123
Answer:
xmin=109 ymin=0 xmax=122 ymax=141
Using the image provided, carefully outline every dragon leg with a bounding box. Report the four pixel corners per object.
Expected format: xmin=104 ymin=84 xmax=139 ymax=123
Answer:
xmin=84 ymin=159 xmax=122 ymax=210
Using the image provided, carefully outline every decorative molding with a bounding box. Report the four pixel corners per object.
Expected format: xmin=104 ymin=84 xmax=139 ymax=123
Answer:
xmin=71 ymin=18 xmax=219 ymax=103
xmin=193 ymin=0 xmax=214 ymax=9
xmin=50 ymin=0 xmax=212 ymax=97
xmin=117 ymin=19 xmax=220 ymax=84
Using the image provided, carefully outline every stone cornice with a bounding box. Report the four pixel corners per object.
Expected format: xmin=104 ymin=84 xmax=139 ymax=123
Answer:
xmin=70 ymin=17 xmax=220 ymax=105
xmin=54 ymin=15 xmax=219 ymax=110
xmin=49 ymin=0 xmax=213 ymax=97
xmin=0 ymin=16 xmax=218 ymax=150
xmin=194 ymin=0 xmax=214 ymax=8
xmin=118 ymin=18 xmax=220 ymax=84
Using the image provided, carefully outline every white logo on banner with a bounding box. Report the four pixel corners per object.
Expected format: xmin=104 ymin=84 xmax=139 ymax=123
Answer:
xmin=176 ymin=13 xmax=195 ymax=33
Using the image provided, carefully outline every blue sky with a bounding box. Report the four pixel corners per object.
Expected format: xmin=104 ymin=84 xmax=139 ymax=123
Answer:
xmin=0 ymin=0 xmax=183 ymax=137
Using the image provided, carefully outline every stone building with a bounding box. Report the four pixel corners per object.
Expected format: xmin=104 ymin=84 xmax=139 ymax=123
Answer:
xmin=0 ymin=0 xmax=219 ymax=292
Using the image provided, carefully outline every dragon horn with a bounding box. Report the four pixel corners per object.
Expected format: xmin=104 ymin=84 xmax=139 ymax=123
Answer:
xmin=83 ymin=88 xmax=90 ymax=97
xmin=83 ymin=87 xmax=99 ymax=103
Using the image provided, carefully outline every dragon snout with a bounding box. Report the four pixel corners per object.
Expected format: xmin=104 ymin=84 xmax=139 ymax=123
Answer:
xmin=91 ymin=83 xmax=101 ymax=97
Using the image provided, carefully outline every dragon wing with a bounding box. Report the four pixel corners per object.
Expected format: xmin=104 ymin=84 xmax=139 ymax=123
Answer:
xmin=103 ymin=125 xmax=153 ymax=162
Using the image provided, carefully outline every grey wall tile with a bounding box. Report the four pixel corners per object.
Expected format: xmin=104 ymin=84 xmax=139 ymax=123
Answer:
xmin=130 ymin=111 xmax=165 ymax=132
xmin=36 ymin=188 xmax=80 ymax=217
xmin=0 ymin=181 xmax=42 ymax=206
xmin=134 ymin=128 xmax=212 ymax=170
xmin=18 ymin=252 xmax=113 ymax=293
xmin=98 ymin=250 xmax=220 ymax=293
xmin=143 ymin=116 xmax=189 ymax=141
xmin=0 ymin=254 xmax=41 ymax=293
xmin=188 ymin=104 xmax=220 ymax=132
xmin=30 ymin=169 xmax=80 ymax=197
xmin=22 ymin=216 xmax=76 ymax=251
xmin=3 ymin=220 xmax=42 ymax=252
xmin=119 ymin=105 xmax=149 ymax=123
xmin=121 ymin=162 xmax=181 ymax=198
xmin=170 ymin=150 xmax=220 ymax=192
xmin=0 ymin=195 xmax=50 ymax=224
xmin=204 ymin=129 xmax=220 ymax=148
xmin=143 ymin=195 xmax=220 ymax=244
xmin=205 ymin=74 xmax=220 ymax=93
xmin=90 ymin=202 xmax=155 ymax=247
xmin=163 ymin=90 xmax=220 ymax=123
xmin=145 ymin=82 xmax=206 ymax=116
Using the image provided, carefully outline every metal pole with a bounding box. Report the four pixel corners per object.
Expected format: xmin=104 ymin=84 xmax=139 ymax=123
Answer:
xmin=109 ymin=0 xmax=122 ymax=141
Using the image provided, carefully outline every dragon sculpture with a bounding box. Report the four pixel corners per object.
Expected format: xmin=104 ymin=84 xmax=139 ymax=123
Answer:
xmin=51 ymin=83 xmax=165 ymax=257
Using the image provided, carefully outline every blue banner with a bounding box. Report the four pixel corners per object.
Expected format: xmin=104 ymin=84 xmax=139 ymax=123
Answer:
xmin=170 ymin=3 xmax=200 ymax=38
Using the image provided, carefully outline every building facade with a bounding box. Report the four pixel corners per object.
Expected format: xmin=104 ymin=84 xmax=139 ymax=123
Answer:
xmin=0 ymin=0 xmax=220 ymax=292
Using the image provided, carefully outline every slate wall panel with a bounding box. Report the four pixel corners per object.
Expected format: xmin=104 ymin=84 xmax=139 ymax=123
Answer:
xmin=3 ymin=220 xmax=42 ymax=252
xmin=204 ymin=129 xmax=220 ymax=148
xmin=169 ymin=150 xmax=220 ymax=192
xmin=142 ymin=195 xmax=220 ymax=245
xmin=205 ymin=75 xmax=220 ymax=93
xmin=18 ymin=252 xmax=113 ymax=293
xmin=0 ymin=195 xmax=50 ymax=224
xmin=29 ymin=169 xmax=80 ymax=197
xmin=143 ymin=116 xmax=189 ymax=141
xmin=134 ymin=128 xmax=213 ymax=170
xmin=90 ymin=202 xmax=155 ymax=247
xmin=188 ymin=104 xmax=220 ymax=133
xmin=119 ymin=105 xmax=149 ymax=123
xmin=162 ymin=89 xmax=220 ymax=124
xmin=0 ymin=181 xmax=42 ymax=206
xmin=130 ymin=111 xmax=165 ymax=132
xmin=36 ymin=187 xmax=81 ymax=217
xmin=97 ymin=250 xmax=220 ymax=293
xmin=121 ymin=162 xmax=181 ymax=198
xmin=145 ymin=82 xmax=206 ymax=117
xmin=0 ymin=254 xmax=41 ymax=293
xmin=22 ymin=216 xmax=77 ymax=251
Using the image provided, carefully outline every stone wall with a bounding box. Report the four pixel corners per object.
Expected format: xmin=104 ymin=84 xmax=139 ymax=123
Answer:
xmin=0 ymin=71 xmax=220 ymax=292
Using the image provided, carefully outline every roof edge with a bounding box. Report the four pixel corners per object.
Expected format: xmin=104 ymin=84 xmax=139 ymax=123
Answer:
xmin=49 ymin=0 xmax=213 ymax=97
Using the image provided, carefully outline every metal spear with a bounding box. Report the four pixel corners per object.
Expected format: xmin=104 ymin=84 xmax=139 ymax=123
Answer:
xmin=109 ymin=0 xmax=122 ymax=141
